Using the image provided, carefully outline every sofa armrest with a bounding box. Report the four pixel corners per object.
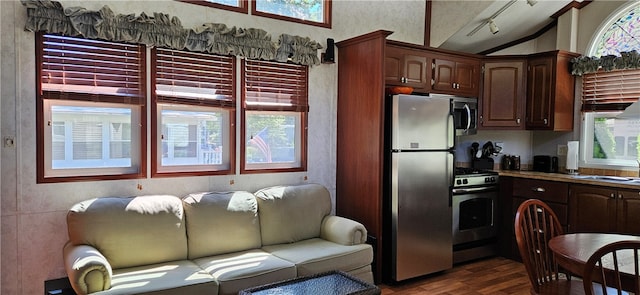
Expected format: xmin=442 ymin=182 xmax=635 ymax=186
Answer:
xmin=63 ymin=242 xmax=113 ymax=295
xmin=320 ymin=215 xmax=368 ymax=245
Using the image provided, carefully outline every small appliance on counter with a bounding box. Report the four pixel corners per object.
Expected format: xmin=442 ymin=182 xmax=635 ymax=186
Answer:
xmin=533 ymin=155 xmax=559 ymax=173
xmin=501 ymin=155 xmax=521 ymax=170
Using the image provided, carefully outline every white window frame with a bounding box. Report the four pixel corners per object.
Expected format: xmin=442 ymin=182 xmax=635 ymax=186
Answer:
xmin=244 ymin=110 xmax=302 ymax=170
xmin=43 ymin=99 xmax=142 ymax=178
xmin=155 ymin=104 xmax=232 ymax=173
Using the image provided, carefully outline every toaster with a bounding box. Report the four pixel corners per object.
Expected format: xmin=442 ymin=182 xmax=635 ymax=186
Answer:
xmin=533 ymin=155 xmax=559 ymax=173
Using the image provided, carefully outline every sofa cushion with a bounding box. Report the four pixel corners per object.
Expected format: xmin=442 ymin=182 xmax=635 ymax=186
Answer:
xmin=98 ymin=260 xmax=217 ymax=295
xmin=67 ymin=195 xmax=188 ymax=269
xmin=193 ymin=249 xmax=296 ymax=295
xmin=182 ymin=191 xmax=261 ymax=259
xmin=254 ymin=184 xmax=331 ymax=246
xmin=262 ymin=238 xmax=373 ymax=277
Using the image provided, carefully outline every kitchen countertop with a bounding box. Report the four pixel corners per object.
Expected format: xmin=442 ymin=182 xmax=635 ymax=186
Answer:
xmin=498 ymin=170 xmax=640 ymax=190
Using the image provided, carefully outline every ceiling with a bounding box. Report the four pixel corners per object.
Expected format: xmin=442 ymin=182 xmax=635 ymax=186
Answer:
xmin=437 ymin=0 xmax=583 ymax=55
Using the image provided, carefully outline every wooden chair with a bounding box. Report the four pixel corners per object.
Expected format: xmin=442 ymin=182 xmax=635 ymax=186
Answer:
xmin=515 ymin=199 xmax=585 ymax=295
xmin=583 ymin=240 xmax=640 ymax=295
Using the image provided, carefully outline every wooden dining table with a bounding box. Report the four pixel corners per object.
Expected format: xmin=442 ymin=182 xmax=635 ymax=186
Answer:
xmin=549 ymin=233 xmax=640 ymax=290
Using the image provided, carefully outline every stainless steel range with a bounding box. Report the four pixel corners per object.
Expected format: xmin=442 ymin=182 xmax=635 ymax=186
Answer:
xmin=452 ymin=167 xmax=499 ymax=264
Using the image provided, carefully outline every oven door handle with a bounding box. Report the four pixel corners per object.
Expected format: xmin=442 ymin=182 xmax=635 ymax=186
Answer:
xmin=452 ymin=186 xmax=497 ymax=194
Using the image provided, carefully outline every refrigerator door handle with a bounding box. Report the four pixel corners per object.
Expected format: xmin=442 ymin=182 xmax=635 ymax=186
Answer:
xmin=448 ymin=152 xmax=454 ymax=208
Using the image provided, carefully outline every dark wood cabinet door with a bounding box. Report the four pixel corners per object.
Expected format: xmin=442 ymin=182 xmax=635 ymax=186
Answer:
xmin=432 ymin=59 xmax=456 ymax=92
xmin=404 ymin=54 xmax=428 ymax=87
xmin=526 ymin=56 xmax=553 ymax=129
xmin=481 ymin=60 xmax=525 ymax=129
xmin=569 ymin=185 xmax=617 ymax=233
xmin=525 ymin=51 xmax=578 ymax=131
xmin=454 ymin=61 xmax=479 ymax=97
xmin=384 ymin=46 xmax=429 ymax=92
xmin=384 ymin=47 xmax=403 ymax=86
xmin=617 ymin=189 xmax=640 ymax=235
xmin=432 ymin=58 xmax=479 ymax=97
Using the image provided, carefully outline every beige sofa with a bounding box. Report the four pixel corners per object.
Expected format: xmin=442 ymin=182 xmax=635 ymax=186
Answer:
xmin=63 ymin=183 xmax=373 ymax=295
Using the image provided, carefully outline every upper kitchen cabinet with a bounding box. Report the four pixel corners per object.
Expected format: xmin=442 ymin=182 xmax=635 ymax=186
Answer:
xmin=525 ymin=51 xmax=580 ymax=131
xmin=385 ymin=45 xmax=430 ymax=93
xmin=432 ymin=54 xmax=481 ymax=97
xmin=480 ymin=59 xmax=526 ymax=129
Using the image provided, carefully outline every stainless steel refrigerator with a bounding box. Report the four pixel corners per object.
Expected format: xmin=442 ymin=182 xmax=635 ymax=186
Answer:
xmin=388 ymin=94 xmax=454 ymax=281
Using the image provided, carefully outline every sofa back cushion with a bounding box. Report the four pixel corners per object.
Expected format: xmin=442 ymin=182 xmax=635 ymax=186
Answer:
xmin=255 ymin=184 xmax=332 ymax=246
xmin=182 ymin=191 xmax=261 ymax=259
xmin=66 ymin=195 xmax=188 ymax=269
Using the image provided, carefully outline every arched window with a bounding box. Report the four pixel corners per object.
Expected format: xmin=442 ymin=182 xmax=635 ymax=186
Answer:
xmin=588 ymin=2 xmax=640 ymax=57
xmin=581 ymin=2 xmax=640 ymax=170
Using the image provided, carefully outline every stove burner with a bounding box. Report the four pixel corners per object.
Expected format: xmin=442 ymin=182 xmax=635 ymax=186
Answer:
xmin=455 ymin=167 xmax=495 ymax=175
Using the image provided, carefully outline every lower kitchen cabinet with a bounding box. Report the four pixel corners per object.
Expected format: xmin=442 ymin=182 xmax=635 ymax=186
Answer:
xmin=500 ymin=177 xmax=640 ymax=262
xmin=569 ymin=184 xmax=640 ymax=234
xmin=499 ymin=177 xmax=569 ymax=261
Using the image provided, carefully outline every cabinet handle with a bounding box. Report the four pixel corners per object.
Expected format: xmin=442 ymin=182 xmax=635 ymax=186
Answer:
xmin=516 ymin=118 xmax=521 ymax=124
xmin=610 ymin=193 xmax=616 ymax=199
xmin=619 ymin=194 xmax=623 ymax=199
xmin=532 ymin=187 xmax=546 ymax=192
xmin=544 ymin=118 xmax=548 ymax=125
xmin=401 ymin=77 xmax=407 ymax=83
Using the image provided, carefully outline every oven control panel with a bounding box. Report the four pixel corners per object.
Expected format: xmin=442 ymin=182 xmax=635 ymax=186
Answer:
xmin=454 ymin=174 xmax=499 ymax=187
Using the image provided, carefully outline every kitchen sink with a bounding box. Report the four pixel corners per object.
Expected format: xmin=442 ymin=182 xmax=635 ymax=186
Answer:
xmin=572 ymin=175 xmax=640 ymax=182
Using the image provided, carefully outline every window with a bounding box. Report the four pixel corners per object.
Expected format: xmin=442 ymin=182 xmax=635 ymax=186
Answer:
xmin=590 ymin=3 xmax=640 ymax=58
xmin=241 ymin=59 xmax=308 ymax=173
xmin=583 ymin=113 xmax=640 ymax=167
xmin=180 ymin=0 xmax=331 ymax=28
xmin=177 ymin=0 xmax=248 ymax=14
xmin=252 ymin=0 xmax=331 ymax=28
xmin=152 ymin=48 xmax=235 ymax=176
xmin=37 ymin=33 xmax=146 ymax=182
xmin=581 ymin=2 xmax=640 ymax=168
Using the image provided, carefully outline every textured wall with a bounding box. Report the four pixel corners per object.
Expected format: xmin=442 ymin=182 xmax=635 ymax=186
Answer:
xmin=0 ymin=1 xmax=425 ymax=294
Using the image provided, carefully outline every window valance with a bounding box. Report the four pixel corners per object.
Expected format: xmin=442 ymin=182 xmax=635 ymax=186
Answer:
xmin=22 ymin=0 xmax=322 ymax=66
xmin=571 ymin=51 xmax=640 ymax=76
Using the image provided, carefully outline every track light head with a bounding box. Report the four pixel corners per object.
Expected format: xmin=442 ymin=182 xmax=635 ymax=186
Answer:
xmin=527 ymin=0 xmax=537 ymax=6
xmin=489 ymin=19 xmax=499 ymax=34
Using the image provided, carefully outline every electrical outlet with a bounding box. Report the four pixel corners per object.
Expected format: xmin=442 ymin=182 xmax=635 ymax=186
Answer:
xmin=557 ymin=144 xmax=568 ymax=156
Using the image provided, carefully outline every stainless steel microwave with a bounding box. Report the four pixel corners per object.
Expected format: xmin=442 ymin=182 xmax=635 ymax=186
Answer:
xmin=451 ymin=96 xmax=478 ymax=136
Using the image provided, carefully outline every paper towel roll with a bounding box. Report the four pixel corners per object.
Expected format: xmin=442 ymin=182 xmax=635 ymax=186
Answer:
xmin=567 ymin=141 xmax=579 ymax=172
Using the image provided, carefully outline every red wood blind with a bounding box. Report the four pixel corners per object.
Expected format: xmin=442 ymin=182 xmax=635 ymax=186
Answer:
xmin=154 ymin=48 xmax=235 ymax=107
xmin=39 ymin=33 xmax=146 ymax=105
xmin=243 ymin=60 xmax=308 ymax=112
xmin=582 ymin=68 xmax=640 ymax=112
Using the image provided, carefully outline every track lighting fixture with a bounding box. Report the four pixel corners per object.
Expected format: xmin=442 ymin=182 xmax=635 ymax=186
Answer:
xmin=489 ymin=19 xmax=499 ymax=34
xmin=466 ymin=0 xmax=516 ymax=36
xmin=527 ymin=0 xmax=537 ymax=6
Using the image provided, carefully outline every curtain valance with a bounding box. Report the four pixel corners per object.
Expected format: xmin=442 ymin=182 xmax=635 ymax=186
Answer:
xmin=571 ymin=51 xmax=640 ymax=76
xmin=22 ymin=0 xmax=322 ymax=66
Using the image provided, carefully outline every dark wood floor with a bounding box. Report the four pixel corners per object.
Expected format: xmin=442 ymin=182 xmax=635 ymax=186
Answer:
xmin=378 ymin=256 xmax=532 ymax=294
